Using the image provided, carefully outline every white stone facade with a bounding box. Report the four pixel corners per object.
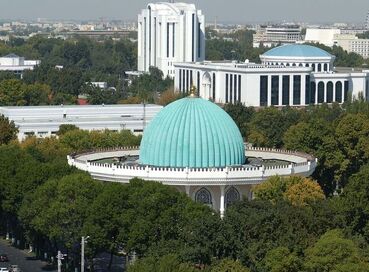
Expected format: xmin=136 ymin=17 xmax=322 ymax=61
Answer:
xmin=253 ymin=26 xmax=302 ymax=48
xmin=174 ymin=62 xmax=369 ymax=107
xmin=68 ymin=146 xmax=317 ymax=216
xmin=137 ymin=2 xmax=205 ymax=78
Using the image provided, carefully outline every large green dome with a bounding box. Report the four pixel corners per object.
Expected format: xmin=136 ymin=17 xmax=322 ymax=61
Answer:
xmin=139 ymin=97 xmax=245 ymax=168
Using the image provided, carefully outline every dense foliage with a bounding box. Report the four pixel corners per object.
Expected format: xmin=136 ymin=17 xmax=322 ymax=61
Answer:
xmin=0 ymin=36 xmax=173 ymax=105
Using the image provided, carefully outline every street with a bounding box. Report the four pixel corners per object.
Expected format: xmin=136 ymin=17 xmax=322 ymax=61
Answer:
xmin=0 ymin=240 xmax=56 ymax=272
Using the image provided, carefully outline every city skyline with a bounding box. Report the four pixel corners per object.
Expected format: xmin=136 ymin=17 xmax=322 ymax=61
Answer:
xmin=0 ymin=0 xmax=368 ymax=24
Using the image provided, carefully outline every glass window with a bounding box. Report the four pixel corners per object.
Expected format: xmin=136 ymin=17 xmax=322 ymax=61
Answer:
xmin=335 ymin=81 xmax=342 ymax=103
xmin=293 ymin=75 xmax=301 ymax=105
xmin=318 ymin=63 xmax=321 ymax=72
xmin=230 ymin=74 xmax=233 ymax=103
xmin=305 ymin=75 xmax=311 ymax=105
xmin=226 ymin=74 xmax=229 ymax=103
xmin=179 ymin=69 xmax=182 ymax=91
xmin=318 ymin=82 xmax=324 ymax=103
xmin=238 ymin=75 xmax=241 ymax=102
xmin=260 ymin=76 xmax=268 ymax=106
xmin=327 ymin=82 xmax=333 ymax=103
xmin=195 ymin=188 xmax=212 ymax=205
xmin=344 ymin=81 xmax=349 ymax=101
xmin=271 ymin=76 xmax=279 ymax=105
xmin=225 ymin=187 xmax=240 ymax=207
xmin=212 ymin=73 xmax=216 ymax=100
xmin=310 ymin=82 xmax=316 ymax=104
xmin=282 ymin=75 xmax=290 ymax=105
xmin=234 ymin=75 xmax=237 ymax=103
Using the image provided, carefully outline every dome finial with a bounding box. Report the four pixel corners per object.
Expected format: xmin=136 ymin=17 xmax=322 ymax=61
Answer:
xmin=189 ymin=85 xmax=197 ymax=98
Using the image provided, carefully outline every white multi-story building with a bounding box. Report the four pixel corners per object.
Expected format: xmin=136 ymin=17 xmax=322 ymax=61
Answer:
xmin=0 ymin=104 xmax=162 ymax=141
xmin=253 ymin=25 xmax=302 ymax=48
xmin=137 ymin=2 xmax=205 ymax=78
xmin=334 ymin=34 xmax=369 ymax=59
xmin=174 ymin=44 xmax=369 ymax=107
xmin=305 ymin=28 xmax=341 ymax=47
xmin=0 ymin=53 xmax=40 ymax=76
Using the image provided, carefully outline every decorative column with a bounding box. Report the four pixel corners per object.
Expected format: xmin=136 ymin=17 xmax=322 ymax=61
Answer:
xmin=220 ymin=185 xmax=225 ymax=219
xmin=185 ymin=185 xmax=191 ymax=197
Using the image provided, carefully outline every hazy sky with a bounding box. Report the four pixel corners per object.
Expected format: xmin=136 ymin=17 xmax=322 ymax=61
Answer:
xmin=1 ymin=0 xmax=368 ymax=24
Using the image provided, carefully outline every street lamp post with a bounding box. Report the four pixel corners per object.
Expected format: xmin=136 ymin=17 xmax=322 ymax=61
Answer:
xmin=57 ymin=251 xmax=67 ymax=272
xmin=81 ymin=236 xmax=90 ymax=272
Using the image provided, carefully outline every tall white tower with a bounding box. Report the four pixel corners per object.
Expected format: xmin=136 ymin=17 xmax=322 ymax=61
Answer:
xmin=137 ymin=2 xmax=205 ymax=78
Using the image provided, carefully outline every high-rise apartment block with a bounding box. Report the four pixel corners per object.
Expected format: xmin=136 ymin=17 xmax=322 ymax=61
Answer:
xmin=137 ymin=2 xmax=205 ymax=78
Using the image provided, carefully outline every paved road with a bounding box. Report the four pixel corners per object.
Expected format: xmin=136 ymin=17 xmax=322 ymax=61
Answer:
xmin=0 ymin=240 xmax=56 ymax=272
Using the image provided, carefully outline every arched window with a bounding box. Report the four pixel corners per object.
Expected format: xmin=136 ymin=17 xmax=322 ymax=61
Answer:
xmin=324 ymin=63 xmax=328 ymax=72
xmin=318 ymin=82 xmax=325 ymax=103
xmin=299 ymin=63 xmax=303 ymax=67
xmin=310 ymin=82 xmax=316 ymax=104
xmin=327 ymin=81 xmax=333 ymax=103
xmin=312 ymin=63 xmax=316 ymax=72
xmin=318 ymin=63 xmax=322 ymax=72
xmin=225 ymin=186 xmax=240 ymax=207
xmin=195 ymin=188 xmax=212 ymax=205
xmin=335 ymin=81 xmax=342 ymax=103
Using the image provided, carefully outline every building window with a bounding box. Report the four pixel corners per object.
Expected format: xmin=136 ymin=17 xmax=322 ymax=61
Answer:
xmin=327 ymin=81 xmax=333 ymax=103
xmin=179 ymin=69 xmax=182 ymax=91
xmin=192 ymin=14 xmax=195 ymax=62
xmin=271 ymin=75 xmax=279 ymax=105
xmin=293 ymin=75 xmax=301 ymax=105
xmin=230 ymin=74 xmax=233 ymax=103
xmin=197 ymin=71 xmax=200 ymax=95
xmin=318 ymin=82 xmax=324 ymax=103
xmin=167 ymin=23 xmax=170 ymax=58
xmin=305 ymin=75 xmax=311 ymax=105
xmin=225 ymin=186 xmax=240 ymax=207
xmin=344 ymin=81 xmax=349 ymax=101
xmin=186 ymin=70 xmax=189 ymax=93
xmin=172 ymin=23 xmax=175 ymax=58
xmin=335 ymin=81 xmax=342 ymax=103
xmin=310 ymin=82 xmax=316 ymax=104
xmin=282 ymin=75 xmax=290 ymax=105
xmin=324 ymin=63 xmax=328 ymax=72
xmin=212 ymin=73 xmax=216 ymax=100
xmin=190 ymin=71 xmax=193 ymax=89
xmin=195 ymin=188 xmax=212 ymax=205
xmin=238 ymin=75 xmax=241 ymax=102
xmin=318 ymin=63 xmax=321 ymax=72
xmin=198 ymin=22 xmax=201 ymax=58
xmin=312 ymin=63 xmax=316 ymax=72
xmin=226 ymin=74 xmax=229 ymax=103
xmin=260 ymin=75 xmax=268 ymax=106
xmin=234 ymin=74 xmax=237 ymax=103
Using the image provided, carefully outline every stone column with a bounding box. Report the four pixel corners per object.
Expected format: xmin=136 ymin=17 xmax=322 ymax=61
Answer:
xmin=220 ymin=185 xmax=225 ymax=219
xmin=185 ymin=185 xmax=191 ymax=197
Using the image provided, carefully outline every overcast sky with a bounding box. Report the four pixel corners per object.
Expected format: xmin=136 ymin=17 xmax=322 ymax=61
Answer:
xmin=1 ymin=0 xmax=368 ymax=24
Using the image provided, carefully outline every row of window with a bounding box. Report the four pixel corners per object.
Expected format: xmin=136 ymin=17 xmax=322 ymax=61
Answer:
xmin=179 ymin=69 xmax=193 ymax=93
xmin=260 ymin=75 xmax=349 ymax=106
xmin=195 ymin=186 xmax=240 ymax=207
xmin=225 ymin=74 xmax=242 ymax=103
xmin=265 ymin=62 xmax=330 ymax=72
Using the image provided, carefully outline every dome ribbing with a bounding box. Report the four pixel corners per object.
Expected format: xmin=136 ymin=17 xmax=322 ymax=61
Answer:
xmin=139 ymin=97 xmax=245 ymax=168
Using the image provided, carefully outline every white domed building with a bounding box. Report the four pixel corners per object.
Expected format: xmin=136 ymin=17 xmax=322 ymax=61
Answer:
xmin=174 ymin=44 xmax=369 ymax=107
xmin=68 ymin=90 xmax=317 ymax=216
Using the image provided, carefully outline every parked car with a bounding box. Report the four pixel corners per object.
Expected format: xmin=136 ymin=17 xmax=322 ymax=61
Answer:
xmin=0 ymin=255 xmax=8 ymax=262
xmin=9 ymin=265 xmax=20 ymax=272
xmin=0 ymin=267 xmax=9 ymax=272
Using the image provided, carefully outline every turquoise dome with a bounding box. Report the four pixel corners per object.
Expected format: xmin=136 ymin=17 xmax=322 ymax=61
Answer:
xmin=262 ymin=44 xmax=333 ymax=58
xmin=139 ymin=97 xmax=245 ymax=168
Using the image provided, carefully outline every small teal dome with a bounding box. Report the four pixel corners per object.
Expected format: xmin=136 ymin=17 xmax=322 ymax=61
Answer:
xmin=262 ymin=44 xmax=333 ymax=58
xmin=140 ymin=97 xmax=245 ymax=168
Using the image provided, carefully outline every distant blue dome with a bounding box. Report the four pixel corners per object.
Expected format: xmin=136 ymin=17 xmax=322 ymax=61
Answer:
xmin=262 ymin=44 xmax=333 ymax=58
xmin=139 ymin=97 xmax=245 ymax=168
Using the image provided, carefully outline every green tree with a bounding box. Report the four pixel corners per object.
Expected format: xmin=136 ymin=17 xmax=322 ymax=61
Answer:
xmin=128 ymin=254 xmax=196 ymax=272
xmin=304 ymin=229 xmax=369 ymax=272
xmin=263 ymin=247 xmax=302 ymax=272
xmin=0 ymin=115 xmax=18 ymax=145
xmin=210 ymin=259 xmax=251 ymax=272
